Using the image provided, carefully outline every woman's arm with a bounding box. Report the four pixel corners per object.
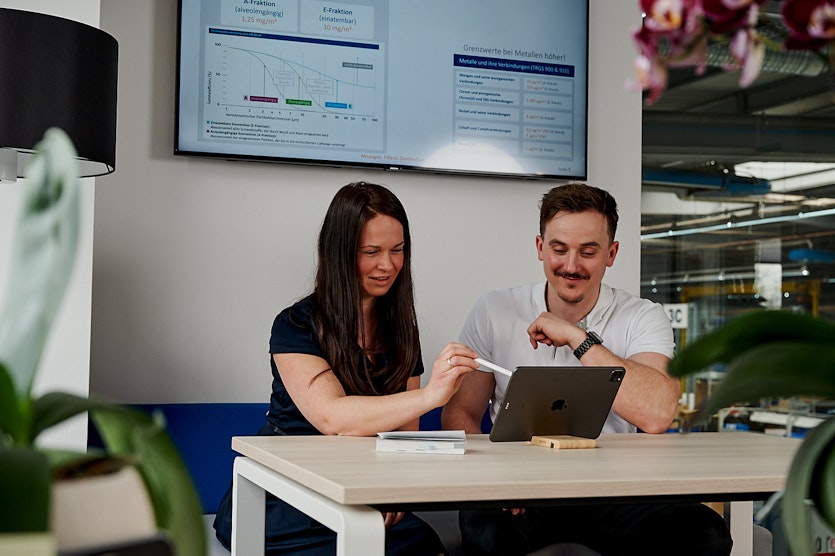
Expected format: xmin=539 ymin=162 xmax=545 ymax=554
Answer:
xmin=276 ymin=342 xmax=479 ymax=436
xmin=397 ymin=376 xmax=423 ymax=431
xmin=441 ymin=370 xmax=495 ymax=433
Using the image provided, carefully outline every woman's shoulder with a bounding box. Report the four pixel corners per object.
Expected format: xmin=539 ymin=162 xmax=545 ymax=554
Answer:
xmin=271 ymin=294 xmax=323 ymax=354
xmin=273 ymin=294 xmax=317 ymax=331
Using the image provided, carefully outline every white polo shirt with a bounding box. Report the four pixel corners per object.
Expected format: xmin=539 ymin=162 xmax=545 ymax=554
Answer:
xmin=459 ymin=281 xmax=675 ymax=433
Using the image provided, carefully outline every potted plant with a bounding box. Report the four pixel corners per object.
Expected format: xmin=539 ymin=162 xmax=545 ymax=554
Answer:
xmin=0 ymin=128 xmax=206 ymax=555
xmin=668 ymin=308 xmax=835 ymax=556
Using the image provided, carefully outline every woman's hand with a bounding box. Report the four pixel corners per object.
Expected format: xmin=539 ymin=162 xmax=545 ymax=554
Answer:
xmin=423 ymin=342 xmax=479 ymax=408
xmin=382 ymin=511 xmax=406 ymax=528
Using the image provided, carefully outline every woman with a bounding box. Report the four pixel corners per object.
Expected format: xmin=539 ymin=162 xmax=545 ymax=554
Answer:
xmin=214 ymin=182 xmax=478 ymax=555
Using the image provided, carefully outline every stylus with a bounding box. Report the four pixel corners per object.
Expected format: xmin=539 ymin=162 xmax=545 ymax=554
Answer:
xmin=474 ymin=358 xmax=513 ymax=377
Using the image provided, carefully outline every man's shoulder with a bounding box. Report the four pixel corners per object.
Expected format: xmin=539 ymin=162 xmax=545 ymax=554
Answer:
xmin=598 ymin=284 xmax=668 ymax=329
xmin=599 ymin=284 xmax=671 ymax=337
xmin=478 ymin=281 xmax=544 ymax=302
xmin=604 ymin=284 xmax=661 ymax=310
xmin=467 ymin=282 xmax=545 ymax=323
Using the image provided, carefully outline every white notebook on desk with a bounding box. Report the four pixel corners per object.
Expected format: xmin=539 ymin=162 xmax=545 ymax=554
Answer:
xmin=375 ymin=430 xmax=467 ymax=455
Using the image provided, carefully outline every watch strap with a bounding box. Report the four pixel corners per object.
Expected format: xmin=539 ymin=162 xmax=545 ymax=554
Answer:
xmin=573 ymin=331 xmax=602 ymax=359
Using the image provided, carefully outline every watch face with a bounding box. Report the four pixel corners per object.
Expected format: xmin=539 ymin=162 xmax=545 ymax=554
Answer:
xmin=589 ymin=331 xmax=603 ymax=344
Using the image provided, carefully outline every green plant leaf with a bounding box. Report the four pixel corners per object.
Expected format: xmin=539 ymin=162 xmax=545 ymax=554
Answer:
xmin=695 ymin=342 xmax=835 ymax=421
xmin=132 ymin=416 xmax=207 ymax=556
xmin=0 ymin=447 xmax=50 ymax=532
xmin=783 ymin=418 xmax=835 ymax=556
xmin=0 ymin=128 xmax=80 ymax=398
xmin=669 ymin=310 xmax=835 ymax=377
xmin=90 ymin=406 xmax=153 ymax=454
xmin=91 ymin=408 xmax=206 ymax=556
xmin=30 ymin=391 xmax=128 ymax=444
xmin=810 ymin=427 xmax=835 ymax=534
xmin=0 ymin=361 xmax=25 ymax=444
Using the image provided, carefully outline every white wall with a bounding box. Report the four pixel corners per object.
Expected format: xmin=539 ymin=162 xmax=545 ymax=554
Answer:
xmin=0 ymin=0 xmax=101 ymax=449
xmin=91 ymin=0 xmax=642 ymax=403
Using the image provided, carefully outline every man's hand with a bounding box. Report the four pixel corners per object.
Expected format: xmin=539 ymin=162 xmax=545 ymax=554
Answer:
xmin=527 ymin=312 xmax=587 ymax=350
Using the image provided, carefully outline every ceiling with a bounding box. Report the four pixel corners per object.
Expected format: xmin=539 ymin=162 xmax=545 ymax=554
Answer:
xmin=642 ymin=1 xmax=835 ymax=170
xmin=638 ymin=3 xmax=835 ymax=317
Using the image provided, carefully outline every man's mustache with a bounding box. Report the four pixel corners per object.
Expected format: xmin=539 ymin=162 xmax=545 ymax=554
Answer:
xmin=555 ymin=271 xmax=588 ymax=280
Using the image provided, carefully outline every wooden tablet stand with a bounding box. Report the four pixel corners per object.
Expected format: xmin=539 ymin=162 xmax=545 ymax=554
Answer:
xmin=530 ymin=435 xmax=597 ymax=449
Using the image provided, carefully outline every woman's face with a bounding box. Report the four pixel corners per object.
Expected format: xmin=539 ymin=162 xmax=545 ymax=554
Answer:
xmin=356 ymin=214 xmax=405 ymax=301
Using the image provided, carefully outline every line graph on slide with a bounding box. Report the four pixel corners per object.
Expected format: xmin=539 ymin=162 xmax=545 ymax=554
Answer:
xmin=220 ymin=45 xmax=379 ymax=116
xmin=202 ymin=28 xmax=385 ymax=151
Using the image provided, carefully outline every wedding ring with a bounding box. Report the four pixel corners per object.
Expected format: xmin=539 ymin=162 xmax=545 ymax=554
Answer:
xmin=447 ymin=358 xmax=454 ymax=369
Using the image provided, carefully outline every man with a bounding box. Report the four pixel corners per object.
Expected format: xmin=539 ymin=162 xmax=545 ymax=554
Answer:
xmin=442 ymin=182 xmax=732 ymax=556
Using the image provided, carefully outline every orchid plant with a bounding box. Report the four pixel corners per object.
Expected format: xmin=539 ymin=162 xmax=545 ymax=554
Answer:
xmin=0 ymin=129 xmax=205 ymax=555
xmin=632 ymin=0 xmax=835 ymax=104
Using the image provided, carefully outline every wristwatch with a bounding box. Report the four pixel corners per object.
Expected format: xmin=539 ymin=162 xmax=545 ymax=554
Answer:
xmin=573 ymin=331 xmax=603 ymax=360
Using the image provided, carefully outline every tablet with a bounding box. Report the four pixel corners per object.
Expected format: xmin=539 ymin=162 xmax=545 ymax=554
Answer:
xmin=488 ymin=366 xmax=625 ymax=442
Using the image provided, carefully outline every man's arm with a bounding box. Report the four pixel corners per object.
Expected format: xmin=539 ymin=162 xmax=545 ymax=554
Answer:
xmin=527 ymin=312 xmax=680 ymax=433
xmin=441 ymin=369 xmax=495 ymax=433
xmin=580 ymin=349 xmax=679 ymax=433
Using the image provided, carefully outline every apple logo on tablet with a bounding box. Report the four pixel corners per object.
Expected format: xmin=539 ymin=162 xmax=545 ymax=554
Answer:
xmin=550 ymin=399 xmax=567 ymax=411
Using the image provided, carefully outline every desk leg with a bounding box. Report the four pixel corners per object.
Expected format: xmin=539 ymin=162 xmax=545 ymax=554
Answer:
xmin=232 ymin=462 xmax=266 ymax=556
xmin=232 ymin=457 xmax=386 ymax=556
xmin=728 ymin=501 xmax=753 ymax=556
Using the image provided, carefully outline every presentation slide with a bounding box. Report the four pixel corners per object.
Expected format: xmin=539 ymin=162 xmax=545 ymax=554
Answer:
xmin=177 ymin=0 xmax=588 ymax=179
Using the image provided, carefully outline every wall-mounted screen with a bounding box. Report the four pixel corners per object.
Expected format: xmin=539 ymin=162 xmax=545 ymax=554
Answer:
xmin=175 ymin=0 xmax=589 ymax=180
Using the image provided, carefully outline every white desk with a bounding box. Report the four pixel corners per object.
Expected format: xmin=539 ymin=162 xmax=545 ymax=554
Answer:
xmin=231 ymin=432 xmax=800 ymax=556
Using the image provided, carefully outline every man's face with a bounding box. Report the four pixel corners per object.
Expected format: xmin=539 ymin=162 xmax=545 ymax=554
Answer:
xmin=536 ymin=210 xmax=619 ymax=307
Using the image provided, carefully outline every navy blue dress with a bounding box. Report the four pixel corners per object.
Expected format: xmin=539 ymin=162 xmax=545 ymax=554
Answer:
xmin=214 ymin=295 xmax=446 ymax=555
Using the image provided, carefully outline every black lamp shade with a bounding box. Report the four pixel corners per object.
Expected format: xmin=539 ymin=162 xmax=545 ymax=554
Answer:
xmin=0 ymin=8 xmax=118 ymax=177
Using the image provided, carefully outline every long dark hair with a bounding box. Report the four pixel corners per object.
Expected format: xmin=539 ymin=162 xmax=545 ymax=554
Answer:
xmin=312 ymin=182 xmax=420 ymax=395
